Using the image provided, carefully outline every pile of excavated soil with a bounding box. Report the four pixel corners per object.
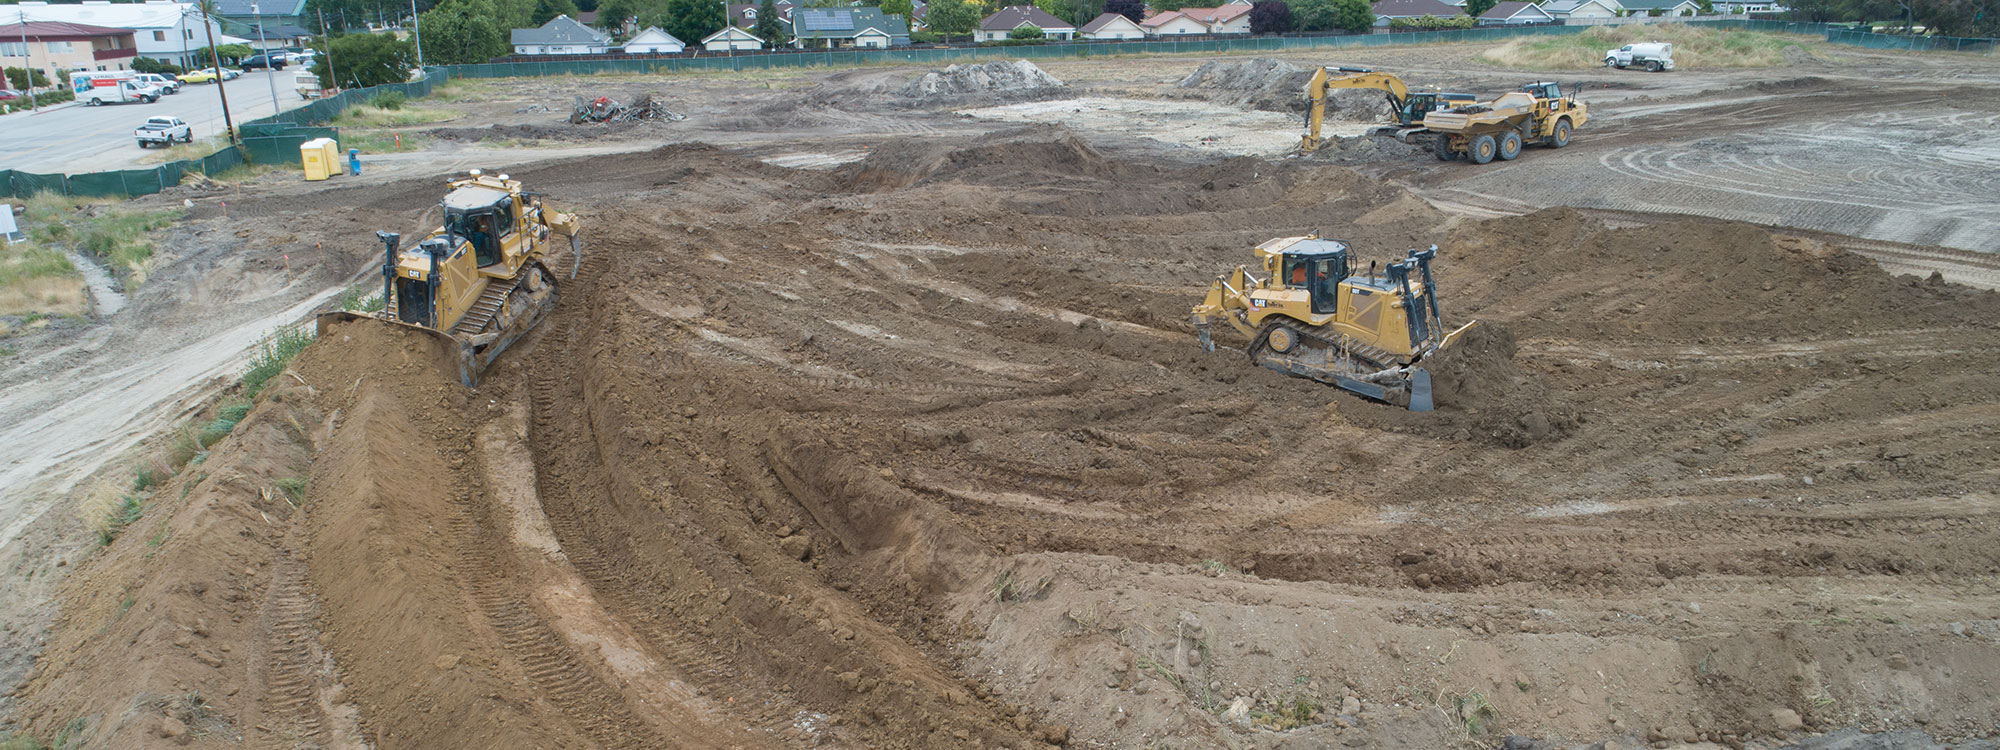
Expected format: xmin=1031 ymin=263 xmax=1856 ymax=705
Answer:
xmin=898 ymin=60 xmax=1065 ymax=103
xmin=1175 ymin=57 xmax=1385 ymax=119
xmin=16 ymin=132 xmax=2000 ymax=750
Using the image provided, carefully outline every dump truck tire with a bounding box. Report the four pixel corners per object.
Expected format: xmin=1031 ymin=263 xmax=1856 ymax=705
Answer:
xmin=1469 ymin=134 xmax=1497 ymax=165
xmin=1433 ymin=136 xmax=1455 ymax=161
xmin=1499 ymin=131 xmax=1523 ymax=161
xmin=1550 ymin=119 xmax=1572 ymax=148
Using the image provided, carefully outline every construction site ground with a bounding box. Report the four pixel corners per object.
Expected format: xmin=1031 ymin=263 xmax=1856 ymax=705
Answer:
xmin=1 ymin=38 xmax=1997 ymax=750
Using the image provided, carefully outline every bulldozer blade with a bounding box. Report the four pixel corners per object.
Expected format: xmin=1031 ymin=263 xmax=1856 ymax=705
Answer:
xmin=315 ymin=310 xmax=479 ymax=388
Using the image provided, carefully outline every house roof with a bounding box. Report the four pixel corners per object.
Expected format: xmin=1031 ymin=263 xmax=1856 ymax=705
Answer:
xmin=0 ymin=2 xmax=199 ymax=31
xmin=209 ymin=0 xmax=307 ymax=16
xmin=624 ymin=26 xmax=684 ymax=45
xmin=1140 ymin=10 xmax=1191 ymax=27
xmin=1177 ymin=5 xmax=1251 ymax=24
xmin=511 ymin=14 xmax=609 ymax=45
xmin=0 ymin=20 xmax=136 ymax=41
xmin=1478 ymin=1 xmax=1551 ymax=18
xmin=728 ymin=2 xmax=795 ymax=27
xmin=1370 ymin=0 xmax=1463 ymax=16
xmin=700 ymin=25 xmax=763 ymax=43
xmin=577 ymin=10 xmax=599 ymax=25
xmin=977 ymin=5 xmax=1074 ymax=31
xmin=1079 ymin=12 xmax=1141 ymax=32
xmin=791 ymin=7 xmax=908 ymax=39
xmin=1541 ymin=0 xmax=1620 ymax=11
xmin=1616 ymin=0 xmax=1696 ymax=8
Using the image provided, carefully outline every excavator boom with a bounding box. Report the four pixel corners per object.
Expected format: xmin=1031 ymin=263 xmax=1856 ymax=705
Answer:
xmin=1297 ymin=66 xmax=1472 ymax=154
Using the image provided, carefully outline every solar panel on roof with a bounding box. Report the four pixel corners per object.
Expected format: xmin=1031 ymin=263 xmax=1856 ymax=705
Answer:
xmin=802 ymin=9 xmax=850 ymax=29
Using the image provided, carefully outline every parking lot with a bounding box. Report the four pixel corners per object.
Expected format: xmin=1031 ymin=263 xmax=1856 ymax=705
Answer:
xmin=0 ymin=68 xmax=309 ymax=175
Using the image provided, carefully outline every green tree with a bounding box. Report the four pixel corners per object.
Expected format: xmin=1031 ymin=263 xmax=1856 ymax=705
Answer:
xmin=1249 ymin=0 xmax=1292 ymax=31
xmin=925 ymin=0 xmax=984 ymax=33
xmin=882 ymin=0 xmax=915 ymax=17
xmin=1696 ymin=0 xmax=1714 ymax=11
xmin=531 ymin=0 xmax=582 ymax=25
xmin=1331 ymin=0 xmax=1373 ymax=29
xmin=1463 ymin=0 xmax=1496 ymax=16
xmin=661 ymin=0 xmax=725 ymax=47
xmin=5 ymin=67 xmax=51 ymax=90
xmin=1034 ymin=0 xmax=1101 ymax=25
xmin=753 ymin=0 xmax=788 ymax=43
xmin=1103 ymin=0 xmax=1146 ymax=21
xmin=1007 ymin=23 xmax=1045 ymax=37
xmin=1151 ymin=0 xmax=1196 ymax=9
xmin=421 ymin=0 xmax=510 ymax=64
xmin=311 ymin=32 xmax=414 ymax=89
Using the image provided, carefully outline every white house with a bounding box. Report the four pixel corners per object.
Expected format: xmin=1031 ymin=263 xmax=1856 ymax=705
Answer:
xmin=1176 ymin=6 xmax=1252 ymax=33
xmin=1476 ymin=0 xmax=1554 ymax=23
xmin=1370 ymin=0 xmax=1465 ymax=26
xmin=1140 ymin=11 xmax=1209 ymax=35
xmin=510 ymin=14 xmax=611 ymax=55
xmin=1079 ymin=12 xmax=1144 ymax=40
xmin=700 ymin=25 xmax=764 ymax=51
xmin=1540 ymin=0 xmax=1622 ymax=18
xmin=2 ymin=0 xmax=224 ymax=70
xmin=974 ymin=6 xmax=1075 ymax=42
xmin=621 ymin=26 xmax=684 ymax=54
xmin=1618 ymin=0 xmax=1702 ymax=14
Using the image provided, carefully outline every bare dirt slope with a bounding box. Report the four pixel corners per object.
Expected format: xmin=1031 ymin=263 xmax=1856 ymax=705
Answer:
xmin=12 ymin=130 xmax=1997 ymax=749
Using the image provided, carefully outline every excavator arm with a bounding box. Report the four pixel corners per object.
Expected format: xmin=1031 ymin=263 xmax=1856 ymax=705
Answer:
xmin=1298 ymin=67 xmax=1413 ymax=154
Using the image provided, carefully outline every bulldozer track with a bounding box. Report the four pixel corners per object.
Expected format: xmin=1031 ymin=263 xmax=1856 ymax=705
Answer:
xmin=251 ymin=552 xmax=330 ymax=749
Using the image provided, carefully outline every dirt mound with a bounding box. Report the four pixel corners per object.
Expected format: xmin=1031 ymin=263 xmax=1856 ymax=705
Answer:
xmin=1422 ymin=322 xmax=1580 ymax=447
xmin=1177 ymin=57 xmax=1312 ymax=113
xmin=428 ymin=121 xmax=646 ymax=143
xmin=898 ymin=60 xmax=1066 ymax=104
xmin=841 ymin=124 xmax=1115 ymax=189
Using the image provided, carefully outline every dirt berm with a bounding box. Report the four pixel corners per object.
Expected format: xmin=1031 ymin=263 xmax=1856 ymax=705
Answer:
xmin=13 ymin=133 xmax=2000 ymax=749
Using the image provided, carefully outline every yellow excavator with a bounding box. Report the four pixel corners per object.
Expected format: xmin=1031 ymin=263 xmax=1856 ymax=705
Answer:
xmin=317 ymin=170 xmax=581 ymax=386
xmin=1297 ymin=66 xmax=1476 ymax=155
xmin=1191 ymin=235 xmax=1477 ymax=411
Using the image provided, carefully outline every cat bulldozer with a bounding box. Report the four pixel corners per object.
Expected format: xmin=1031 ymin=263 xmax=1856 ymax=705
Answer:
xmin=317 ymin=171 xmax=581 ymax=386
xmin=1191 ymin=236 xmax=1477 ymax=411
xmin=1297 ymin=66 xmax=1476 ymax=155
xmin=1415 ymin=81 xmax=1587 ymax=164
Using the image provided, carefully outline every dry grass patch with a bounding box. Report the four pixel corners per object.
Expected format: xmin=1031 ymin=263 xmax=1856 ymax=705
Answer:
xmin=1480 ymin=26 xmax=1826 ymax=70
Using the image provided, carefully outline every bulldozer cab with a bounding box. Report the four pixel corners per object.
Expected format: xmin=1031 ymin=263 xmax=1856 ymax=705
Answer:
xmin=1275 ymin=239 xmax=1350 ymax=315
xmin=443 ymin=185 xmax=516 ymax=269
xmin=1521 ymin=81 xmax=1562 ymax=100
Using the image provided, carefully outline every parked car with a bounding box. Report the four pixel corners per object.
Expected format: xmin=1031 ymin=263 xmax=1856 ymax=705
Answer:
xmin=180 ymin=67 xmax=242 ymax=83
xmin=1604 ymin=42 xmax=1675 ymax=71
xmin=240 ymin=53 xmax=288 ymax=70
xmin=134 ymin=115 xmax=193 ymax=148
xmin=136 ymin=73 xmax=181 ymax=94
xmin=0 ymin=89 xmax=22 ymax=101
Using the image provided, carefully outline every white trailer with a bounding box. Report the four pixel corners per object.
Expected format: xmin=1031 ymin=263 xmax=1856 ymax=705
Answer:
xmin=1604 ymin=42 xmax=1675 ymax=72
xmin=73 ymin=72 xmax=163 ymax=105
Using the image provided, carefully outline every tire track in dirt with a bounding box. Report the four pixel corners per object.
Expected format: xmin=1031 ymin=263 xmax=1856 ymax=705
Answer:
xmin=249 ymin=553 xmax=332 ymax=749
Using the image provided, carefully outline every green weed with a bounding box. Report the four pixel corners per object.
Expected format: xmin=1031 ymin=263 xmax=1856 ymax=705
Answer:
xmin=338 ymin=284 xmax=386 ymax=312
xmin=1480 ymin=26 xmax=1823 ymax=70
xmin=276 ymin=476 xmax=308 ymax=503
xmin=241 ymin=326 xmax=316 ymax=398
xmin=97 ymin=494 xmax=144 ymax=545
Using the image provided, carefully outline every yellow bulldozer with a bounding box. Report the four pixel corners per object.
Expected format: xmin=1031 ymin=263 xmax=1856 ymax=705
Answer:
xmin=317 ymin=170 xmax=581 ymax=386
xmin=1297 ymin=66 xmax=1476 ymax=155
xmin=1191 ymin=236 xmax=1476 ymax=411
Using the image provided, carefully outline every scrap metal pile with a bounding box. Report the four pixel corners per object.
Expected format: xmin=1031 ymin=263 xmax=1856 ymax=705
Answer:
xmin=569 ymin=94 xmax=687 ymax=124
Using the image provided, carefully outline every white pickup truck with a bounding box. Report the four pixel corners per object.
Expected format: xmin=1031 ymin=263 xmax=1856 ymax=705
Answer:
xmin=135 ymin=116 xmax=193 ymax=148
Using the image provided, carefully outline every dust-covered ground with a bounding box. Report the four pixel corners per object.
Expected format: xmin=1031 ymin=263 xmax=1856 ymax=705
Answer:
xmin=4 ymin=40 xmax=2000 ymax=750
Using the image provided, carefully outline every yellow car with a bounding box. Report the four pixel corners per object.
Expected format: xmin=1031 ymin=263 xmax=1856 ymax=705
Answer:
xmin=178 ymin=69 xmax=220 ymax=84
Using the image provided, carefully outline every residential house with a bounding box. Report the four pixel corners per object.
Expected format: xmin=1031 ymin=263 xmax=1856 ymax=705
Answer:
xmin=791 ymin=7 xmax=908 ymax=48
xmin=2 ymin=1 xmax=224 ymax=69
xmin=1619 ymin=0 xmax=1702 ymax=14
xmin=621 ymin=26 xmax=685 ymax=54
xmin=1715 ymin=0 xmax=1781 ymax=12
xmin=700 ymin=25 xmax=764 ymax=51
xmin=728 ymin=1 xmax=796 ymax=30
xmin=511 ymin=14 xmax=611 ymax=55
xmin=1176 ymin=6 xmax=1252 ymax=33
xmin=1079 ymin=12 xmax=1144 ymax=40
xmin=1140 ymin=11 xmax=1209 ymax=35
xmin=1476 ymin=1 xmax=1554 ymax=23
xmin=974 ymin=6 xmax=1075 ymax=42
xmin=1540 ymin=0 xmax=1622 ymax=19
xmin=0 ymin=21 xmax=137 ymax=83
xmin=1369 ymin=0 xmax=1466 ymax=26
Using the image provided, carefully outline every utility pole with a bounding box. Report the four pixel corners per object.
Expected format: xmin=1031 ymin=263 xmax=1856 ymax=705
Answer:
xmin=14 ymin=9 xmax=40 ymax=113
xmin=410 ymin=0 xmax=423 ymax=69
xmin=198 ymin=0 xmax=238 ymax=143
xmin=254 ymin=3 xmax=278 ymax=115
xmin=318 ymin=8 xmax=339 ymax=91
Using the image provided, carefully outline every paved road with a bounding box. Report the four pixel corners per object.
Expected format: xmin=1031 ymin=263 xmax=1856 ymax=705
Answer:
xmin=0 ymin=68 xmax=310 ymax=175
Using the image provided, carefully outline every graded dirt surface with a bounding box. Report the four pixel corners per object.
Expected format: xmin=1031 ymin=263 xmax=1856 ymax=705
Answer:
xmin=4 ymin=37 xmax=2000 ymax=750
